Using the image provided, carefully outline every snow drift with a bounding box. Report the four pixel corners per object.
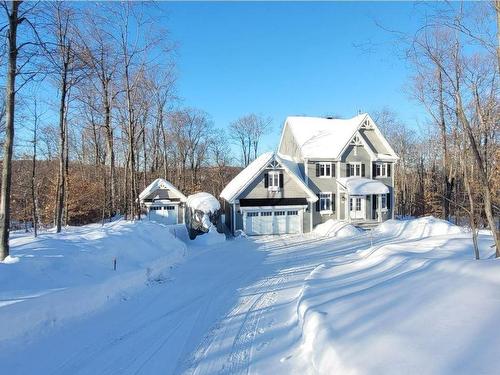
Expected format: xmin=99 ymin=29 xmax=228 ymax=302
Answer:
xmin=0 ymin=219 xmax=186 ymax=342
xmin=313 ymin=219 xmax=362 ymax=238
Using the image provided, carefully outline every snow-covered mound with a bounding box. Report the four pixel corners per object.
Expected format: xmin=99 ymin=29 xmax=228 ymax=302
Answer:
xmin=313 ymin=219 xmax=362 ymax=238
xmin=376 ymin=216 xmax=463 ymax=239
xmin=186 ymin=192 xmax=220 ymax=214
xmin=191 ymin=226 xmax=225 ymax=246
xmin=294 ymin=217 xmax=498 ymax=374
xmin=0 ymin=219 xmax=186 ymax=342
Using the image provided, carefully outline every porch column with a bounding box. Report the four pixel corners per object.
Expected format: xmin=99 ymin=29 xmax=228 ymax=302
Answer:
xmin=377 ymin=194 xmax=382 ymax=223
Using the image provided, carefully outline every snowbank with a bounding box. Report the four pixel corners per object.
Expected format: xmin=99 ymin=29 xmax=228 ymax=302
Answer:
xmin=186 ymin=192 xmax=220 ymax=214
xmin=294 ymin=217 xmax=498 ymax=374
xmin=0 ymin=220 xmax=186 ymax=342
xmin=313 ymin=219 xmax=362 ymax=238
xmin=191 ymin=226 xmax=226 ymax=246
xmin=376 ymin=216 xmax=463 ymax=239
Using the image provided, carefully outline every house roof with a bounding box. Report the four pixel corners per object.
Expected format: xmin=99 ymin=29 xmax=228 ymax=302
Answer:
xmin=139 ymin=178 xmax=187 ymax=202
xmin=280 ymin=113 xmax=398 ymax=160
xmin=337 ymin=177 xmax=389 ymax=195
xmin=220 ymin=152 xmax=318 ymax=204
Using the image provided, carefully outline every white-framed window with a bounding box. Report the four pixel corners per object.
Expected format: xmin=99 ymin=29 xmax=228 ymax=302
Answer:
xmin=274 ymin=211 xmax=286 ymax=216
xmin=260 ymin=212 xmax=272 ymax=217
xmin=319 ymin=192 xmax=332 ymax=213
xmin=166 ymin=206 xmax=175 ymax=210
xmin=268 ymin=171 xmax=280 ymax=191
xmin=375 ymin=163 xmax=390 ymax=178
xmin=349 ymin=162 xmax=362 ymax=177
xmin=247 ymin=212 xmax=258 ymax=217
xmin=318 ymin=162 xmax=333 ymax=178
xmin=287 ymin=210 xmax=298 ymax=216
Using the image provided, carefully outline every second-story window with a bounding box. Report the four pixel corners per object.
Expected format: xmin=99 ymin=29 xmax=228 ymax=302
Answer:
xmin=316 ymin=162 xmax=335 ymax=178
xmin=349 ymin=162 xmax=362 ymax=177
xmin=374 ymin=162 xmax=391 ymax=178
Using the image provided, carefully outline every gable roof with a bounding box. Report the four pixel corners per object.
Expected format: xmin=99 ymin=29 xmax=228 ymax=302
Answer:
xmin=139 ymin=178 xmax=187 ymax=202
xmin=279 ymin=113 xmax=398 ymax=160
xmin=220 ymin=152 xmax=318 ymax=204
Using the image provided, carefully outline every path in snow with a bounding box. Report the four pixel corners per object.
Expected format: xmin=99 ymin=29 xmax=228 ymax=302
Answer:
xmin=2 ymin=221 xmax=491 ymax=374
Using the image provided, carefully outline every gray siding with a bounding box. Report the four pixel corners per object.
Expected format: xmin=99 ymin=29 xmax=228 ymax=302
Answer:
xmin=239 ymin=169 xmax=309 ymax=200
xmin=278 ymin=124 xmax=301 ymax=158
xmin=360 ymin=128 xmax=390 ymax=155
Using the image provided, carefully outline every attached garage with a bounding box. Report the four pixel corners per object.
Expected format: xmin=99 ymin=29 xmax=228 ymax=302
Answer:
xmin=244 ymin=208 xmax=302 ymax=235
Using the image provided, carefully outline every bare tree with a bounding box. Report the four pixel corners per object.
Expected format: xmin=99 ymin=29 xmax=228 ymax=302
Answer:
xmin=230 ymin=113 xmax=271 ymax=167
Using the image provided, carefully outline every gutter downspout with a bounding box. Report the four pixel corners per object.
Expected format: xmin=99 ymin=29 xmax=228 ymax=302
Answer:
xmin=232 ymin=202 xmax=236 ymax=235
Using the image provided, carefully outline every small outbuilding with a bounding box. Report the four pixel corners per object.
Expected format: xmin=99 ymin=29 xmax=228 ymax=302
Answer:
xmin=139 ymin=178 xmax=187 ymax=224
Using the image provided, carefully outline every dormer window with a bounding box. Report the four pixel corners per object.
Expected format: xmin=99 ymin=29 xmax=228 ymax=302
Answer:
xmin=264 ymin=170 xmax=283 ymax=191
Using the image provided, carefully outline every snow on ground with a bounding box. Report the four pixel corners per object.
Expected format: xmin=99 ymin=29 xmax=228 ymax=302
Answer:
xmin=313 ymin=219 xmax=362 ymax=238
xmin=0 ymin=216 xmax=498 ymax=375
xmin=0 ymin=219 xmax=186 ymax=342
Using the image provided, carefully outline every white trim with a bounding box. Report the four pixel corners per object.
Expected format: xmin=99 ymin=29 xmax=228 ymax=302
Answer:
xmin=374 ymin=162 xmax=391 ymax=178
xmin=319 ymin=192 xmax=333 ymax=214
xmin=348 ymin=162 xmax=363 ymax=177
xmin=305 ymin=158 xmax=309 ymax=185
xmin=317 ymin=162 xmax=333 ymax=178
xmin=365 ymin=114 xmax=399 ymax=160
xmin=240 ymin=205 xmax=308 ymax=211
xmin=232 ymin=202 xmax=236 ymax=234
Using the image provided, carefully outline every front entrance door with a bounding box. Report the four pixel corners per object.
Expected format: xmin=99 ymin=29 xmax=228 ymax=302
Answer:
xmin=349 ymin=196 xmax=365 ymax=220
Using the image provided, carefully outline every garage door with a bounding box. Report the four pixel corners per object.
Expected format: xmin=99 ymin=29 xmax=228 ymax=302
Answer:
xmin=149 ymin=205 xmax=178 ymax=225
xmin=245 ymin=209 xmax=301 ymax=235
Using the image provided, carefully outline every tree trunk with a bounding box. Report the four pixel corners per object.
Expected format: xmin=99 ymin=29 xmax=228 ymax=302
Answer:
xmin=55 ymin=62 xmax=69 ymax=233
xmin=456 ymin=94 xmax=500 ymax=257
xmin=31 ymin=105 xmax=38 ymax=238
xmin=102 ymin=80 xmax=115 ymax=218
xmin=496 ymin=1 xmax=500 ymax=76
xmin=0 ymin=1 xmax=21 ymax=261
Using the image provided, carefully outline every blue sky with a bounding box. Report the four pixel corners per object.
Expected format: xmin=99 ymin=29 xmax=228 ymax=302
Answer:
xmin=162 ymin=1 xmax=428 ymax=152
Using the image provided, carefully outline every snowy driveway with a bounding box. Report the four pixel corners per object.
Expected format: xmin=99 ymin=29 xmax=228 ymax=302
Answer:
xmin=1 ymin=219 xmax=498 ymax=375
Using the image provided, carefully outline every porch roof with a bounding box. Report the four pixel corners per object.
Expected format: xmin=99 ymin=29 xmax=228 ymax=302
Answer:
xmin=337 ymin=177 xmax=389 ymax=195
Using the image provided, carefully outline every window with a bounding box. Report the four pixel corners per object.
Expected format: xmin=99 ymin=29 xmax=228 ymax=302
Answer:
xmin=381 ymin=194 xmax=387 ymax=209
xmin=349 ymin=162 xmax=361 ymax=177
xmin=317 ymin=162 xmax=333 ymax=178
xmin=166 ymin=206 xmax=175 ymax=210
xmin=247 ymin=212 xmax=259 ymax=217
xmin=274 ymin=211 xmax=285 ymax=216
xmin=268 ymin=171 xmax=280 ymax=191
xmin=374 ymin=163 xmax=391 ymax=178
xmin=287 ymin=210 xmax=298 ymax=216
xmin=260 ymin=212 xmax=272 ymax=217
xmin=349 ymin=197 xmax=362 ymax=211
xmin=319 ymin=192 xmax=332 ymax=212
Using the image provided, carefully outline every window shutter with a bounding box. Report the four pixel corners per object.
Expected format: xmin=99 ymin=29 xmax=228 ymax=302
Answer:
xmin=387 ymin=163 xmax=391 ymax=177
xmin=372 ymin=163 xmax=377 ymax=177
xmin=372 ymin=194 xmax=377 ymax=210
xmin=387 ymin=192 xmax=391 ymax=209
xmin=361 ymin=164 xmax=365 ymax=177
xmin=316 ymin=163 xmax=320 ymax=177
xmin=279 ymin=173 xmax=284 ymax=188
xmin=264 ymin=173 xmax=269 ymax=188
xmin=332 ymin=194 xmax=336 ymax=211
xmin=316 ymin=194 xmax=320 ymax=211
xmin=332 ymin=164 xmax=336 ymax=177
xmin=346 ymin=164 xmax=350 ymax=177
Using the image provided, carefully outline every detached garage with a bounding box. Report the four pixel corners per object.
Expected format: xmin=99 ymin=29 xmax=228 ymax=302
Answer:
xmin=220 ymin=152 xmax=318 ymax=236
xmin=139 ymin=178 xmax=187 ymax=225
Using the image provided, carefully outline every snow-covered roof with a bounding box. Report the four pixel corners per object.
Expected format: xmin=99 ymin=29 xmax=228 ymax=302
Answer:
xmin=220 ymin=152 xmax=318 ymax=204
xmin=283 ymin=114 xmax=367 ymax=159
xmin=280 ymin=113 xmax=398 ymax=161
xmin=186 ymin=192 xmax=220 ymax=213
xmin=337 ymin=177 xmax=389 ymax=195
xmin=139 ymin=178 xmax=187 ymax=202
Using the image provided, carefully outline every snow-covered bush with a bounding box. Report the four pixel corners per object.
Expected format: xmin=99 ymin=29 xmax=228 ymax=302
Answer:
xmin=185 ymin=192 xmax=223 ymax=240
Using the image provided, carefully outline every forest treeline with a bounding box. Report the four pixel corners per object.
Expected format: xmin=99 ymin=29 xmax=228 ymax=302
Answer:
xmin=0 ymin=1 xmax=498 ymax=260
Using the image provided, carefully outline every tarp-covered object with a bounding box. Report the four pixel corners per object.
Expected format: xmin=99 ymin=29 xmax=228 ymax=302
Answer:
xmin=185 ymin=193 xmax=223 ymax=240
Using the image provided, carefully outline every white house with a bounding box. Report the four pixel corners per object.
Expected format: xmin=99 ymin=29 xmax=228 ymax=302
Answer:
xmin=139 ymin=178 xmax=187 ymax=225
